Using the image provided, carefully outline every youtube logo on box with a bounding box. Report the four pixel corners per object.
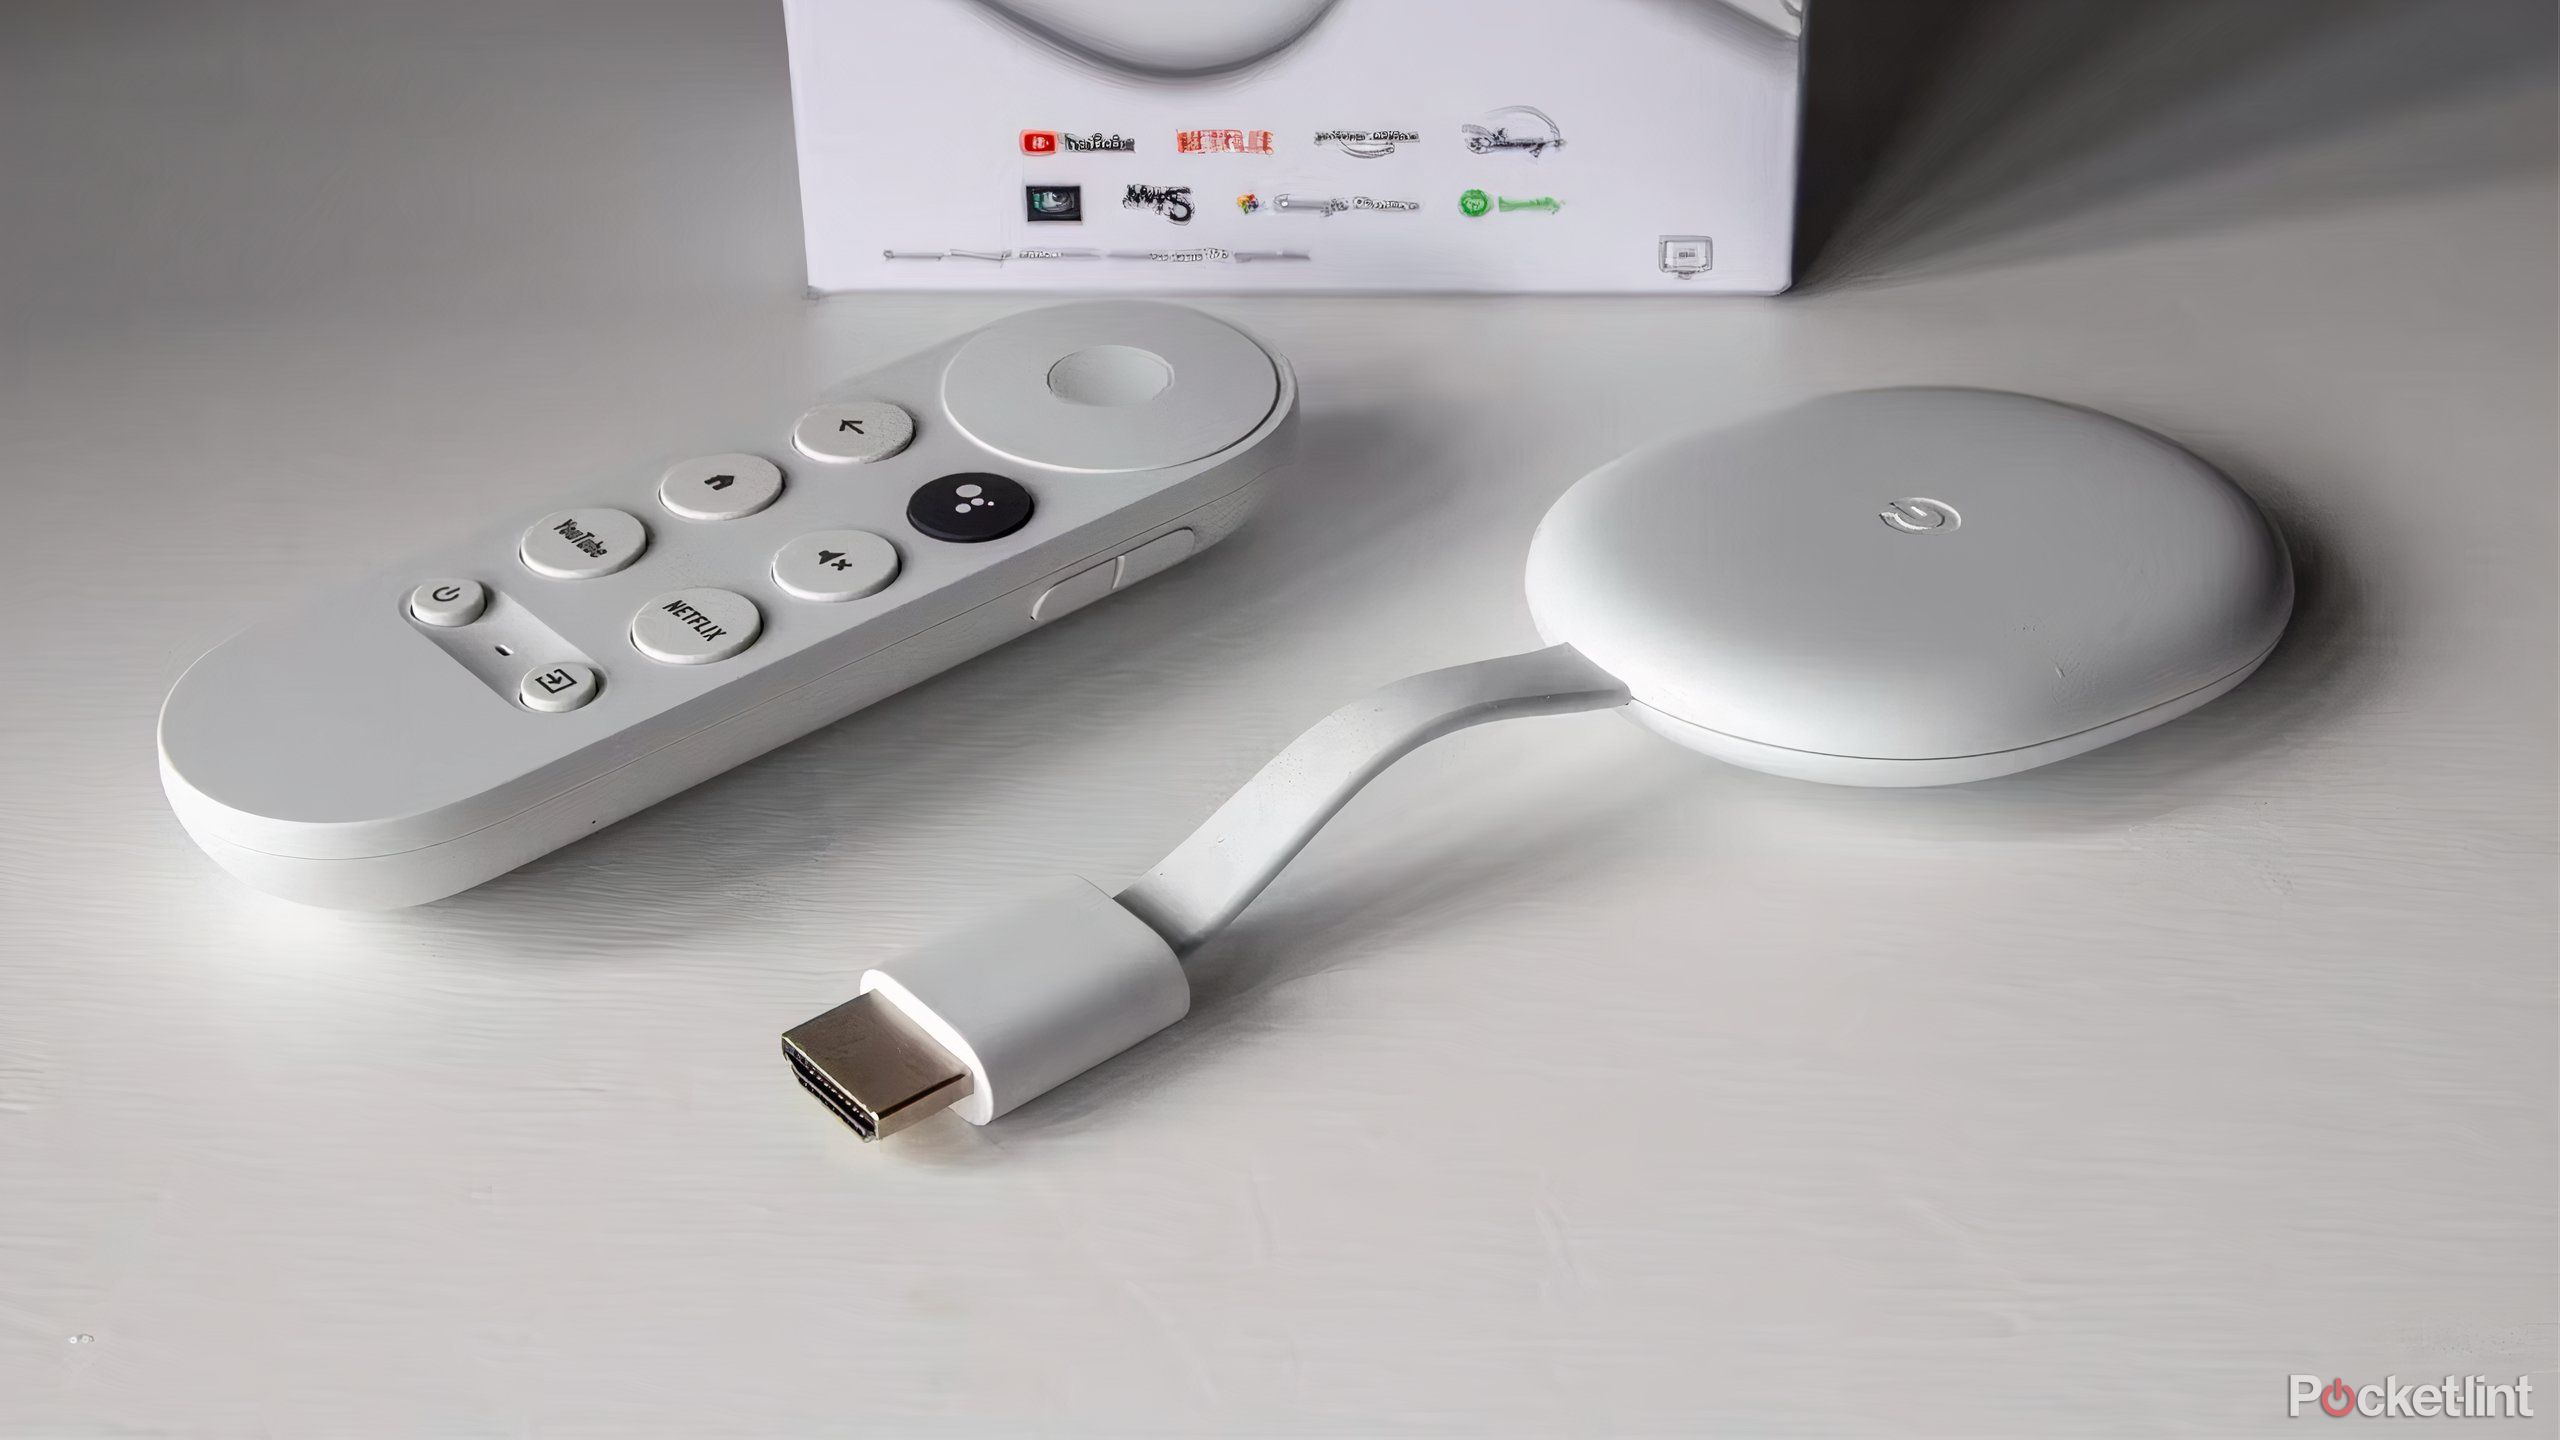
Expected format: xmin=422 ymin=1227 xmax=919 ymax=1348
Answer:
xmin=1020 ymin=130 xmax=1058 ymax=155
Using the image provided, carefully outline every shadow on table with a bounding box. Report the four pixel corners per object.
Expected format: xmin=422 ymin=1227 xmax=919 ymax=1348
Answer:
xmin=1796 ymin=0 xmax=2558 ymax=289
xmin=908 ymin=775 xmax=1664 ymax=1159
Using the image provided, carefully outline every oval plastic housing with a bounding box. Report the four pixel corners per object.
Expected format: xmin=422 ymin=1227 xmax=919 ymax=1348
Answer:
xmin=1525 ymin=388 xmax=2293 ymax=786
xmin=972 ymin=0 xmax=1338 ymax=75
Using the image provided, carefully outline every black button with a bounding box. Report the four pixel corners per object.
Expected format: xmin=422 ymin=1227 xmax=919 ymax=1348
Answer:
xmin=907 ymin=472 xmax=1034 ymax=544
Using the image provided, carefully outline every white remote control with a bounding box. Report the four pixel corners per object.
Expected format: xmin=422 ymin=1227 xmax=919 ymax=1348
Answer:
xmin=159 ymin=302 xmax=1298 ymax=908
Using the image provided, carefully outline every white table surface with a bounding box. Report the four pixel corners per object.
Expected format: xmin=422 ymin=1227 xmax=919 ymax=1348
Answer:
xmin=3 ymin=3 xmax=2554 ymax=1435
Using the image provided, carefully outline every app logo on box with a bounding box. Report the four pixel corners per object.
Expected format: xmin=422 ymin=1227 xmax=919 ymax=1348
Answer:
xmin=1176 ymin=128 xmax=1274 ymax=155
xmin=1273 ymin=195 xmax=1421 ymax=216
xmin=1023 ymin=130 xmax=1134 ymax=155
xmin=1658 ymin=235 xmax=1713 ymax=277
xmin=1315 ymin=128 xmax=1420 ymax=159
xmin=1463 ymin=106 xmax=1566 ymax=157
xmin=1236 ymin=193 xmax=1261 ymax=214
xmin=1123 ymin=184 xmax=1196 ymax=224
xmin=1460 ymin=189 xmax=1562 ymax=216
xmin=1024 ymin=185 xmax=1083 ymax=222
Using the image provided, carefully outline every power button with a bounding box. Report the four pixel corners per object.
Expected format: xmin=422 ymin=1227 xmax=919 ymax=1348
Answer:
xmin=408 ymin=579 xmax=488 ymax=627
xmin=1879 ymin=498 xmax=1960 ymax=534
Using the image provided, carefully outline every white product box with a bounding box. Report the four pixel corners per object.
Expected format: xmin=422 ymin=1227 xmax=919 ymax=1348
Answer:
xmin=784 ymin=0 xmax=1805 ymax=295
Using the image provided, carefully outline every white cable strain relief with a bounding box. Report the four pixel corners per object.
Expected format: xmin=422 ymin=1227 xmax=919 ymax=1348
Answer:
xmin=860 ymin=878 xmax=1188 ymax=1126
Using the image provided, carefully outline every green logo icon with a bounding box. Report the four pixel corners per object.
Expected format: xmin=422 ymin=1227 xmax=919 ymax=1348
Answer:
xmin=1458 ymin=188 xmax=1490 ymax=217
xmin=1497 ymin=194 xmax=1561 ymax=213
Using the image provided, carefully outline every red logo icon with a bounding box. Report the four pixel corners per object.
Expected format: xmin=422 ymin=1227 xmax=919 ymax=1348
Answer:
xmin=2320 ymin=1379 xmax=2355 ymax=1417
xmin=1021 ymin=130 xmax=1059 ymax=155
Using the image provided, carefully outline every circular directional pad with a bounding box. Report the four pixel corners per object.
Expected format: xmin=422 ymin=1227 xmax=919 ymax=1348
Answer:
xmin=906 ymin=472 xmax=1033 ymax=544
xmin=940 ymin=303 xmax=1277 ymax=474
